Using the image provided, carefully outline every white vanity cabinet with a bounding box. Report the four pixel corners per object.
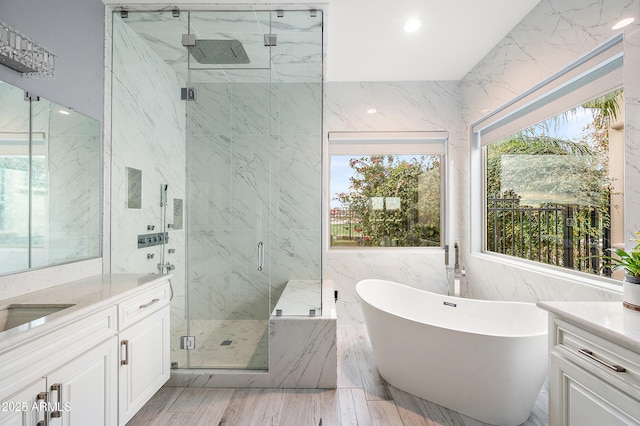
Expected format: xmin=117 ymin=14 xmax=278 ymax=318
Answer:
xmin=0 ymin=305 xmax=118 ymax=426
xmin=542 ymin=303 xmax=640 ymax=426
xmin=0 ymin=274 xmax=171 ymax=426
xmin=0 ymin=379 xmax=47 ymax=426
xmin=117 ymin=283 xmax=171 ymax=425
xmin=46 ymin=337 xmax=118 ymax=426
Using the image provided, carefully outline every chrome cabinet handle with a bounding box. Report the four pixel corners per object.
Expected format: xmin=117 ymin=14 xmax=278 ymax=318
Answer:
xmin=139 ymin=298 xmax=160 ymax=309
xmin=257 ymin=242 xmax=264 ymax=271
xmin=50 ymin=383 xmax=62 ymax=418
xmin=121 ymin=340 xmax=129 ymax=365
xmin=36 ymin=392 xmax=48 ymax=426
xmin=578 ymin=348 xmax=626 ymax=372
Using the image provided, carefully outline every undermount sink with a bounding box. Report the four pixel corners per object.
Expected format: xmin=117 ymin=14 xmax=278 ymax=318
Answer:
xmin=0 ymin=304 xmax=75 ymax=333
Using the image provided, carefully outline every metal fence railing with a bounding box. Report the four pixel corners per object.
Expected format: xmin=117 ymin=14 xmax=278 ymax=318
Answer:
xmin=487 ymin=196 xmax=611 ymax=276
xmin=330 ymin=208 xmax=362 ymax=246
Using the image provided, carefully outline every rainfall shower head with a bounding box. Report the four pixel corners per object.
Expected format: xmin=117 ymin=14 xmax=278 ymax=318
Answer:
xmin=190 ymin=39 xmax=250 ymax=65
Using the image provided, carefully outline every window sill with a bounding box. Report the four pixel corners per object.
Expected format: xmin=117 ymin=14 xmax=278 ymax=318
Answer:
xmin=327 ymin=246 xmax=444 ymax=254
xmin=470 ymin=251 xmax=623 ymax=294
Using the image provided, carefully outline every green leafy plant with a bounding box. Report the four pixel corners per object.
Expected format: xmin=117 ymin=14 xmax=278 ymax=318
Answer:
xmin=601 ymin=231 xmax=640 ymax=278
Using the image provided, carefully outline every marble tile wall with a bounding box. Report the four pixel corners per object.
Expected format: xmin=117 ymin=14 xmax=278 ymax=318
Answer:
xmin=323 ymin=81 xmax=461 ymax=325
xmin=460 ymin=0 xmax=640 ymax=302
xmin=48 ymin=111 xmax=101 ymax=266
xmin=110 ymin=16 xmax=187 ymax=366
xmin=188 ymin=80 xmax=322 ymax=321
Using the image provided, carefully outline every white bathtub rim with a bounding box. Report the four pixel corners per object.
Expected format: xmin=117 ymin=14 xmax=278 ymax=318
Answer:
xmin=356 ymin=278 xmax=548 ymax=339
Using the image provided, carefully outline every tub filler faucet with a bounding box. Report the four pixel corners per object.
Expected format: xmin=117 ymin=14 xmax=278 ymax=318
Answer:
xmin=445 ymin=240 xmax=465 ymax=297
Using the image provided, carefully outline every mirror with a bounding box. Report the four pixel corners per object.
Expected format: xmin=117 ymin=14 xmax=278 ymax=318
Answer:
xmin=0 ymin=79 xmax=100 ymax=276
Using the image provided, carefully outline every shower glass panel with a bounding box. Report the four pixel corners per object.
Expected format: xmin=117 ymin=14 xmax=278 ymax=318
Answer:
xmin=113 ymin=9 xmax=322 ymax=372
xmin=186 ymin=11 xmax=273 ymax=370
xmin=186 ymin=10 xmax=323 ymax=368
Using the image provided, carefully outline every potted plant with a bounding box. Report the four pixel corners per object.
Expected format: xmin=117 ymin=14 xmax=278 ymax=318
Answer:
xmin=602 ymin=231 xmax=640 ymax=311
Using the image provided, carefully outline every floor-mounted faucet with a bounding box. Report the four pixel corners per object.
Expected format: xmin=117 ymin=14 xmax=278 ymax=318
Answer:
xmin=445 ymin=239 xmax=465 ymax=297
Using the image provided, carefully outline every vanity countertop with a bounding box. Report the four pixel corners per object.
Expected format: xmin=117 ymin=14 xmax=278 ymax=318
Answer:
xmin=537 ymin=301 xmax=640 ymax=353
xmin=0 ymin=273 xmax=171 ymax=351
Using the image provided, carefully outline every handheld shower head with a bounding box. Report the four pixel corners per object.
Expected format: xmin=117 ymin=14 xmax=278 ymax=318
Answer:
xmin=454 ymin=239 xmax=460 ymax=271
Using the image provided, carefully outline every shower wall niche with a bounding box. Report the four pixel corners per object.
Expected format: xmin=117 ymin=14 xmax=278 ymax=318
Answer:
xmin=110 ymin=9 xmax=323 ymax=372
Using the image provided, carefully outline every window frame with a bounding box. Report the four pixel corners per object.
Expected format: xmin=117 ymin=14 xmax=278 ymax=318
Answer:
xmin=327 ymin=131 xmax=448 ymax=251
xmin=470 ymin=34 xmax=624 ymax=287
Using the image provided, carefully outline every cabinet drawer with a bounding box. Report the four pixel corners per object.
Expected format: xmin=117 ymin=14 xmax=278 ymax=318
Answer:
xmin=0 ymin=306 xmax=117 ymax=401
xmin=551 ymin=353 xmax=640 ymax=425
xmin=118 ymin=282 xmax=170 ymax=330
xmin=552 ymin=318 xmax=640 ymax=395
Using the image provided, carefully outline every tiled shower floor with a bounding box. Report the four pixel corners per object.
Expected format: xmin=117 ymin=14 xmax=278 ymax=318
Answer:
xmin=186 ymin=319 xmax=269 ymax=370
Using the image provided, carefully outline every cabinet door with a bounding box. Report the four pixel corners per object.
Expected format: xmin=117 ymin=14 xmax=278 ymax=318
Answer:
xmin=550 ymin=354 xmax=640 ymax=425
xmin=118 ymin=306 xmax=170 ymax=426
xmin=46 ymin=337 xmax=118 ymax=426
xmin=0 ymin=379 xmax=46 ymax=426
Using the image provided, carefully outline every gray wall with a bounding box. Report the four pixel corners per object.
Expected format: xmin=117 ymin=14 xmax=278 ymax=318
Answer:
xmin=0 ymin=0 xmax=105 ymax=122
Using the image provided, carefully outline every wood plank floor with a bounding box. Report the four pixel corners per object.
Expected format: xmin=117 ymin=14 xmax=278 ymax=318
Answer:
xmin=128 ymin=324 xmax=548 ymax=426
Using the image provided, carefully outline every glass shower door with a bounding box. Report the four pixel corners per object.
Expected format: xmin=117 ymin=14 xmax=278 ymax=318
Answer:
xmin=186 ymin=11 xmax=273 ymax=369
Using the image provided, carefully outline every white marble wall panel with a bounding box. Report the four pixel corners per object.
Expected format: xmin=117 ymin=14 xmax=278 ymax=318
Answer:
xmin=189 ymin=133 xmax=232 ymax=231
xmin=189 ymin=84 xmax=233 ymax=135
xmin=274 ymin=83 xmax=322 ymax=134
xmin=268 ymin=315 xmax=336 ymax=388
xmin=189 ymin=77 xmax=322 ymax=319
xmin=624 ymin=27 xmax=640 ymax=242
xmin=271 ymin=13 xmax=323 ymax=83
xmin=323 ymin=80 xmax=461 ymax=323
xmin=542 ymin=0 xmax=639 ymax=76
xmin=461 ymin=4 xmax=545 ymax=121
xmin=460 ymin=0 xmax=640 ymax=302
xmin=189 ymin=93 xmax=273 ymax=320
xmin=48 ymin=129 xmax=100 ymax=264
xmin=277 ymin=134 xmax=321 ymax=231
xmin=111 ymin=16 xmax=185 ymax=275
xmin=325 ymin=81 xmax=461 ymax=133
xmin=110 ymin=16 xmax=187 ymax=367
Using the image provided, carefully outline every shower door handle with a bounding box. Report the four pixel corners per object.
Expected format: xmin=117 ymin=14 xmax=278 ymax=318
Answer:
xmin=257 ymin=242 xmax=264 ymax=271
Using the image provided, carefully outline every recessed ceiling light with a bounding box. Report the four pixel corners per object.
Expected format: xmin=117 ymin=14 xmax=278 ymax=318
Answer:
xmin=58 ymin=110 xmax=70 ymax=115
xmin=367 ymin=108 xmax=377 ymax=114
xmin=404 ymin=18 xmax=421 ymax=33
xmin=612 ymin=17 xmax=635 ymax=30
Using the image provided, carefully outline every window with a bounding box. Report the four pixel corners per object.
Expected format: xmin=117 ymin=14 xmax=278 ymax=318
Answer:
xmin=473 ymin=35 xmax=624 ymax=279
xmin=328 ymin=132 xmax=446 ymax=248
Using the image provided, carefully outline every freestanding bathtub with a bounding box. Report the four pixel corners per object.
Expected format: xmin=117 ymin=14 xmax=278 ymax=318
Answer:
xmin=356 ymin=279 xmax=548 ymax=426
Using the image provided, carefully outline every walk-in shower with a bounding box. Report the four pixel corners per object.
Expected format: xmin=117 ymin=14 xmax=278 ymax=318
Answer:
xmin=110 ymin=9 xmax=323 ymax=371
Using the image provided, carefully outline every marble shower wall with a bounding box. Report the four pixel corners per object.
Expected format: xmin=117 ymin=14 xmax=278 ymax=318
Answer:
xmin=323 ymin=81 xmax=461 ymax=325
xmin=110 ymin=16 xmax=187 ymax=365
xmin=189 ymin=80 xmax=322 ymax=321
xmin=189 ymin=10 xmax=323 ymax=321
xmin=460 ymin=0 xmax=640 ymax=302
